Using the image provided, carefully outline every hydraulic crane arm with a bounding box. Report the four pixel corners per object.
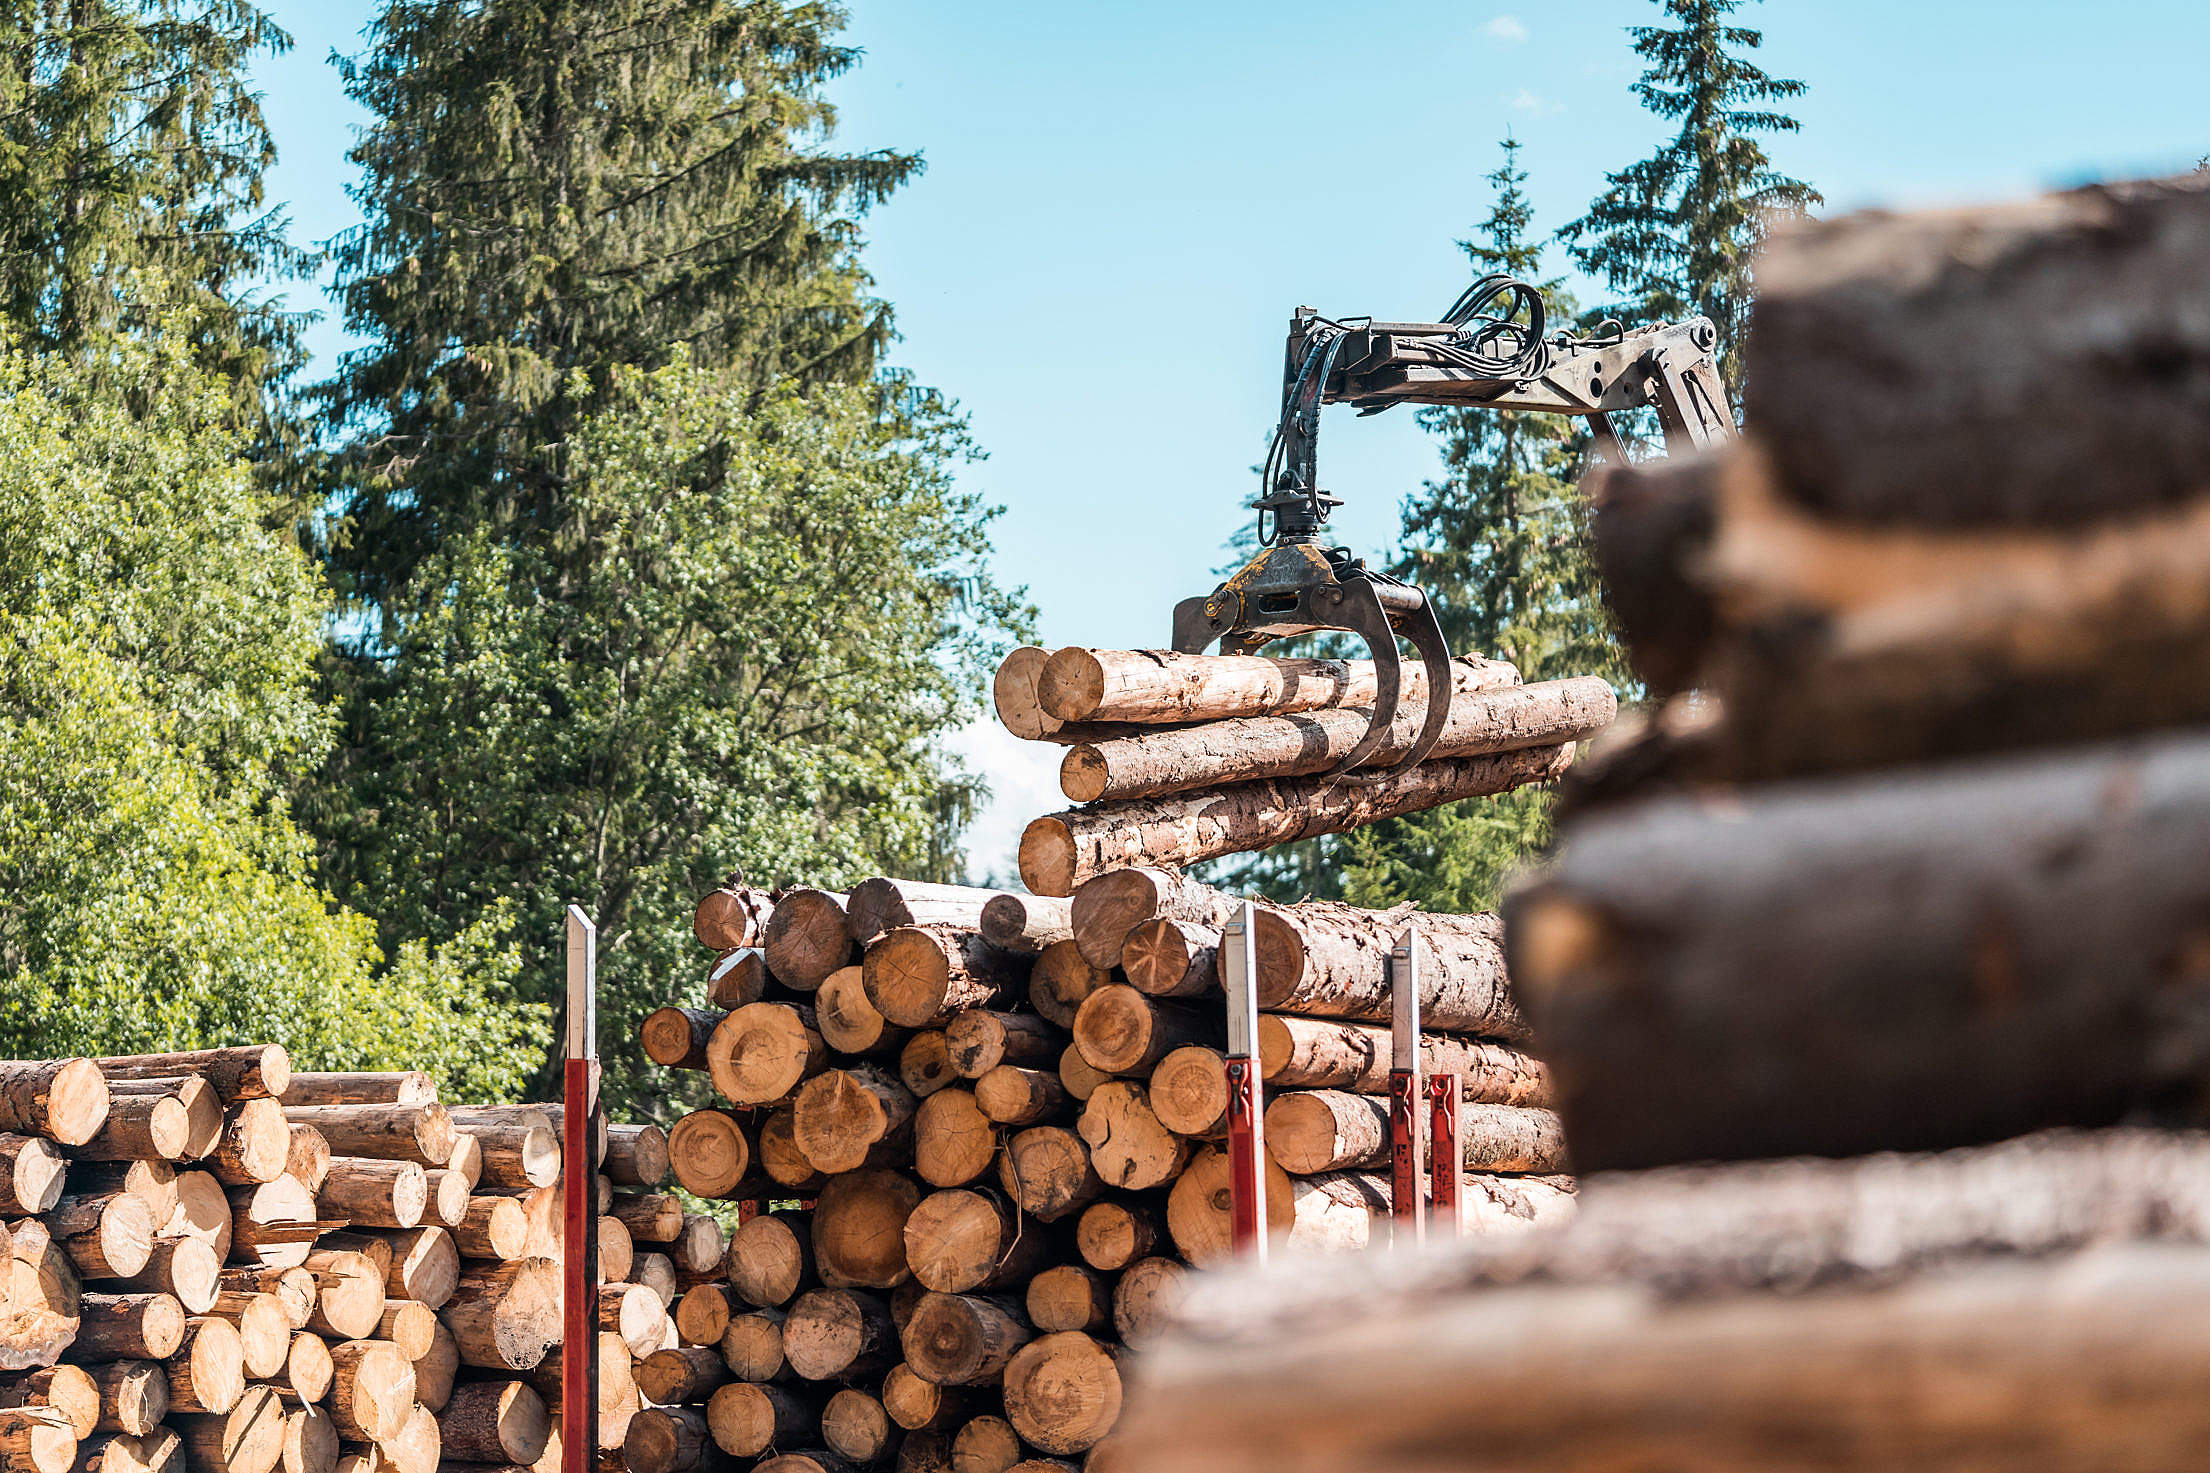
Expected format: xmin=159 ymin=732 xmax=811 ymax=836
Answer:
xmin=1171 ymin=275 xmax=1735 ymax=784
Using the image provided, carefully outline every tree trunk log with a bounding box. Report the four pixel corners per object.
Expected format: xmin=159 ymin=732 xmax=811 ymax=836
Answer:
xmin=225 ymin=1178 xmax=320 ymax=1272
xmin=1744 ymin=172 xmax=2210 ymax=529
xmin=1117 ymin=921 xmax=1216 ymax=999
xmin=603 ymin=1124 xmax=668 ymax=1189
xmin=810 ymin=1173 xmax=918 ymax=1292
xmin=727 ymin=1214 xmax=811 ymax=1310
xmin=275 ymin=1108 xmax=451 ymax=1169
xmin=901 ymin=1191 xmax=1047 ymax=1296
xmin=637 ymin=1010 xmax=721 ymax=1072
xmin=1025 ymin=943 xmax=1107 ymax=1030
xmin=370 ymin=1301 xmax=433 ymax=1363
xmin=1037 ymin=649 xmax=1517 ymax=726
xmin=821 ymin=1389 xmax=892 ymax=1467
xmin=948 ymin=1417 xmax=1019 ymax=1473
xmin=1256 ymin=1015 xmax=1550 ymax=1104
xmin=1072 ymin=987 xmax=1214 ymax=1077
xmin=992 ymin=646 xmax=1061 ymax=741
xmin=880 ymin=1364 xmax=956 ymax=1432
xmin=1001 ymin=1332 xmax=1121 ymax=1455
xmin=899 ymin=1294 xmax=1030 ymax=1387
xmin=814 ymin=969 xmax=908 ymax=1060
xmin=707 ymin=1004 xmax=826 ymax=1107
xmin=70 ymin=1295 xmax=182 ymax=1363
xmin=719 ymin=1309 xmax=788 ymax=1382
xmin=971 ymin=1068 xmax=1068 ymax=1129
xmin=606 ymin=1195 xmax=682 ymax=1245
xmin=470 ymin=1127 xmax=558 ymax=1191
xmin=666 ymin=1111 xmax=756 ymax=1203
xmin=783 ymin=1290 xmax=897 ymax=1382
xmin=72 ymin=1095 xmax=187 ymax=1166
xmin=285 ymin=1127 xmax=332 ymax=1196
xmin=46 ymin=1194 xmax=155 ymax=1281
xmin=620 ymin=1407 xmax=707 ymax=1473
xmin=994 ymin=1129 xmax=1100 ymax=1224
xmin=440 ymin=1259 xmax=558 ymax=1371
xmin=166 ymin=1316 xmax=245 ymax=1415
xmin=1023 ymin=1267 xmax=1108 ymax=1335
xmin=693 ymin=885 xmax=777 ymax=953
xmin=313 ymin=1162 xmax=426 ymax=1232
xmin=0 ymin=1366 xmax=95 ymax=1440
xmin=1254 ymin=903 xmax=1526 ymax=1041
xmin=861 ymin=929 xmax=1027 ymax=1030
xmin=1581 ymin=447 xmax=1721 ymax=697
xmin=705 ymin=1382 xmax=812 ymax=1458
xmin=1262 ymin=1092 xmax=1567 ymax=1175
xmin=98 ymin=1049 xmax=286 ymax=1105
xmin=1146 ymin=1047 xmax=1226 ymax=1139
xmin=436 ymin=1381 xmax=548 ymax=1466
xmin=161 ymin=1169 xmax=230 ymax=1260
xmin=1069 ymin=868 xmax=1239 ymax=969
xmin=374 ymin=1226 xmax=457 ymax=1310
xmin=978 ymin=895 xmax=1073 ymax=955
xmin=1073 ymin=1202 xmax=1161 ymax=1273
xmin=1076 ymin=1084 xmax=1189 ymax=1190
xmin=277 ymin=1074 xmax=433 ymax=1108
xmin=757 ymin=1109 xmax=824 ymax=1193
xmin=793 ymin=1069 xmax=916 ymax=1176
xmin=1023 ymin=745 xmax=1573 ymax=897
xmin=68 ymin=1163 xmax=176 ymax=1230
xmin=673 ymin=1282 xmax=735 ymax=1347
xmin=1059 ymin=677 xmax=1613 ymax=802
xmin=109 ymin=1239 xmax=217 ymax=1316
xmin=1511 ymin=730 xmax=2210 ymax=1170
xmin=910 ymin=1091 xmax=995 ymax=1190
xmin=0 ymin=1061 xmax=109 ymax=1147
xmin=279 ymin=1405 xmax=335 ymax=1473
xmin=1055 ymin=1047 xmax=1108 ymax=1105
xmin=763 ymin=891 xmax=857 ymax=992
xmin=1110 ymin=1258 xmax=1186 ymax=1347
xmin=707 ymin=948 xmax=772 ymax=1011
xmin=297 ymin=1250 xmax=380 ymax=1341
xmin=283 ymin=1329 xmax=334 ymax=1404
xmin=448 ymin=1198 xmax=528 ymax=1264
xmin=942 ymin=1014 xmax=1060 ymax=1081
xmin=218 ymin=1266 xmax=314 ymax=1332
xmin=169 ymin=1384 xmax=283 ymax=1473
xmin=80 ymin=1363 xmax=161 ymax=1438
xmin=896 ymin=1034 xmax=957 ymax=1101
xmin=848 ymin=881 xmax=1005 ymax=945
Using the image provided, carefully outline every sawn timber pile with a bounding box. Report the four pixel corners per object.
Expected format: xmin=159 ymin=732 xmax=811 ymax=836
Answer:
xmin=993 ymin=647 xmax=1615 ymax=896
xmin=0 ymin=1047 xmax=677 ymax=1473
xmin=640 ymin=870 xmax=1573 ymax=1470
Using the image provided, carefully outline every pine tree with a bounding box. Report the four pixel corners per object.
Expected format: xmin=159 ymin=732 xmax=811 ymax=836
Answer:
xmin=1327 ymin=136 xmax=1625 ymax=913
xmin=1558 ymin=0 xmax=1817 ymax=381
xmin=320 ymin=0 xmax=921 ymax=611
xmin=0 ymin=1 xmax=310 ymax=409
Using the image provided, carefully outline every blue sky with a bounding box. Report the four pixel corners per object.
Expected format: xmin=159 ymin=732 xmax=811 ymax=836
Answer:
xmin=256 ymin=0 xmax=2210 ymax=873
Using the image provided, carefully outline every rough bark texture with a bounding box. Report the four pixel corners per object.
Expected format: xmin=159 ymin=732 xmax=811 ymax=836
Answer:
xmin=848 ymin=882 xmax=1005 ymax=945
xmin=1745 ymin=171 xmax=2210 ymax=529
xmin=277 ymin=1075 xmax=432 ymax=1108
xmin=1255 ymin=1015 xmax=1551 ymax=1104
xmin=1509 ymin=730 xmax=2210 ymax=1170
xmin=1255 ymin=902 xmax=1526 ymax=1042
xmin=1036 ymin=650 xmax=1517 ymax=726
xmin=97 ymin=1050 xmax=286 ymax=1105
xmin=1583 ymin=441 xmax=1723 ymax=696
xmin=275 ymin=1108 xmax=451 ymax=1169
xmin=604 ymin=1124 xmax=670 ymax=1190
xmin=0 ymin=1061 xmax=109 ymax=1148
xmin=1059 ymin=677 xmax=1613 ymax=802
xmin=1020 ymin=746 xmax=1573 ymax=897
xmin=71 ymin=1294 xmax=182 ymax=1363
xmin=1262 ymin=1092 xmax=1568 ymax=1176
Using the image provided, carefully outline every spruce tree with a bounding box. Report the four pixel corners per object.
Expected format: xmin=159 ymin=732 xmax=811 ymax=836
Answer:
xmin=0 ymin=1 xmax=309 ymax=408
xmin=321 ymin=0 xmax=921 ymax=611
xmin=310 ymin=1 xmax=1026 ymax=1111
xmin=1558 ymin=0 xmax=1817 ymax=381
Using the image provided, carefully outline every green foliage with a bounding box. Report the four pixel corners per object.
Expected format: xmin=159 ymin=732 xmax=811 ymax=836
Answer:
xmin=0 ymin=334 xmax=543 ymax=1100
xmin=309 ymin=359 xmax=1029 ymax=1117
xmin=320 ymin=0 xmax=922 ymax=609
xmin=0 ymin=1 xmax=310 ymax=415
xmin=1559 ymin=0 xmax=1818 ymax=382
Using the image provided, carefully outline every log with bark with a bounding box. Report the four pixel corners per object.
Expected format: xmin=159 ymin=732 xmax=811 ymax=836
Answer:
xmin=1035 ymin=649 xmax=1518 ymax=727
xmin=1020 ymin=745 xmax=1573 ymax=897
xmin=977 ymin=895 xmax=1073 ymax=955
xmin=861 ymin=929 xmax=1028 ymax=1030
xmin=763 ymin=891 xmax=858 ymax=992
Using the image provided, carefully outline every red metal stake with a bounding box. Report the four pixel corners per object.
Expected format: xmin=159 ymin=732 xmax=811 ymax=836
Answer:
xmin=1389 ymin=928 xmax=1425 ymax=1245
xmin=1221 ymin=901 xmax=1267 ymax=1265
xmin=561 ymin=908 xmax=599 ymax=1473
xmin=1428 ymin=1073 xmax=1462 ymax=1238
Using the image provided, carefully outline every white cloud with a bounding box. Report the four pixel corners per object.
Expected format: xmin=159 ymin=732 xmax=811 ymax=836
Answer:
xmin=943 ymin=714 xmax=1066 ymax=889
xmin=1509 ymin=88 xmax=1564 ymax=115
xmin=1483 ymin=15 xmax=1529 ymax=43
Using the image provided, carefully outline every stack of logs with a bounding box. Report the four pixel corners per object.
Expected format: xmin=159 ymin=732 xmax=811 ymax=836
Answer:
xmin=1112 ymin=170 xmax=2210 ymax=1473
xmin=993 ymin=646 xmax=1615 ymax=897
xmin=628 ymin=865 xmax=1572 ymax=1473
xmin=0 ymin=1046 xmax=682 ymax=1473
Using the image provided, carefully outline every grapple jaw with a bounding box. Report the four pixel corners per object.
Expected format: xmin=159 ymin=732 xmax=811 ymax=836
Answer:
xmin=1172 ymin=542 xmax=1454 ymax=784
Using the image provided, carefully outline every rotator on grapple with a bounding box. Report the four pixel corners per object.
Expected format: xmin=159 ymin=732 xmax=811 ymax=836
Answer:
xmin=1171 ymin=273 xmax=1736 ymax=782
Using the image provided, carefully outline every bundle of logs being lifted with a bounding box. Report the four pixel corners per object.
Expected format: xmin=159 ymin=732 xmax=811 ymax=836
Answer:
xmin=992 ymin=645 xmax=1617 ymax=897
xmin=637 ymin=867 xmax=1574 ymax=1472
xmin=1116 ymin=170 xmax=2210 ymax=1473
xmin=0 ymin=1045 xmax=688 ymax=1473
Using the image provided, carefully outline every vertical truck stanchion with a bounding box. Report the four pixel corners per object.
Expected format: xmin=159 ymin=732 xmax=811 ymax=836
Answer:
xmin=1221 ymin=901 xmax=1268 ymax=1264
xmin=561 ymin=907 xmax=599 ymax=1473
xmin=1428 ymin=1067 xmax=1463 ymax=1239
xmin=1389 ymin=929 xmax=1425 ymax=1245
